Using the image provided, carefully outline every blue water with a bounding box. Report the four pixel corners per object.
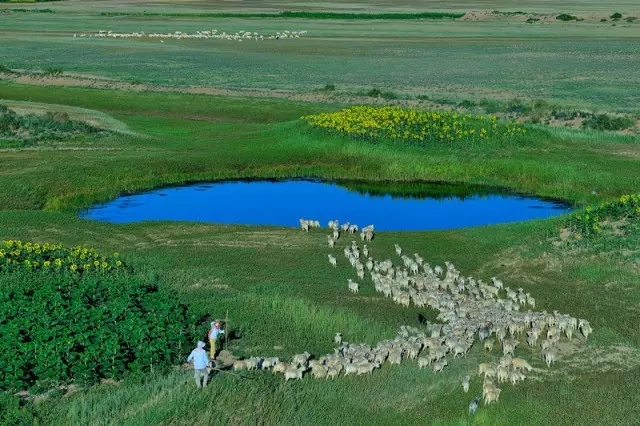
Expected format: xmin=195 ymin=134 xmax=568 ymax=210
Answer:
xmin=79 ymin=180 xmax=571 ymax=231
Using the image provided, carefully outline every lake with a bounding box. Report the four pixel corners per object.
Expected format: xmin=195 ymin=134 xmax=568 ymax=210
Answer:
xmin=80 ymin=179 xmax=571 ymax=231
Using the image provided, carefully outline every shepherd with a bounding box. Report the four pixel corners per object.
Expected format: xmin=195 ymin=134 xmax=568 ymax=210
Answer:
xmin=187 ymin=341 xmax=210 ymax=388
xmin=208 ymin=320 xmax=225 ymax=360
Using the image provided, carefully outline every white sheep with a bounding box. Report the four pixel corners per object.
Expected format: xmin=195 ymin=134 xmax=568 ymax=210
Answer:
xmin=328 ymin=254 xmax=337 ymax=267
xmin=292 ymin=351 xmax=311 ymax=367
xmin=348 ymin=279 xmax=360 ymax=293
xmin=432 ymin=359 xmax=448 ymax=373
xmin=394 ymin=244 xmax=402 ymax=256
xmin=334 ymin=333 xmax=343 ymax=345
xmin=511 ymin=358 xmax=533 ymax=372
xmin=417 ymin=356 xmax=431 ymax=369
xmin=284 ymin=366 xmax=305 ymax=381
xmin=542 ymin=348 xmax=557 ymax=367
xmin=462 ymin=375 xmax=470 ymax=393
xmin=261 ymin=357 xmax=280 ymax=370
xmin=484 ymin=387 xmax=501 ymax=405
xmin=483 ymin=338 xmax=494 ymax=352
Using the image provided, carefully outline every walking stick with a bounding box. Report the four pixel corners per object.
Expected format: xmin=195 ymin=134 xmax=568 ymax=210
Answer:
xmin=210 ymin=367 xmax=254 ymax=380
xmin=225 ymin=309 xmax=229 ymax=350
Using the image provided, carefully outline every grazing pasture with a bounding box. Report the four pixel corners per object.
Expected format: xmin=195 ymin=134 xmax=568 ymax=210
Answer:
xmin=0 ymin=0 xmax=639 ymax=424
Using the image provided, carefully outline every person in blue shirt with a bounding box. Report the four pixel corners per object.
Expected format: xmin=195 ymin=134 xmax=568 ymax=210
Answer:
xmin=187 ymin=341 xmax=210 ymax=388
xmin=208 ymin=320 xmax=225 ymax=360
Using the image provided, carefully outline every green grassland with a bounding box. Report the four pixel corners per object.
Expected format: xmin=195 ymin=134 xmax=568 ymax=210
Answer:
xmin=1 ymin=12 xmax=640 ymax=111
xmin=1 ymin=1 xmax=640 ymax=425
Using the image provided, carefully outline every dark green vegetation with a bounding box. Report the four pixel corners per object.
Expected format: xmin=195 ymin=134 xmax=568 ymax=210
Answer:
xmin=582 ymin=113 xmax=636 ymax=131
xmin=0 ymin=2 xmax=639 ymax=424
xmin=0 ymin=241 xmax=193 ymax=392
xmin=556 ymin=13 xmax=582 ymax=22
xmin=0 ymin=104 xmax=106 ymax=147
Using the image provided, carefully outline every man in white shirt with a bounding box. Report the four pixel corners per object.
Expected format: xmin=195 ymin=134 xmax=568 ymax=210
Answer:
xmin=186 ymin=341 xmax=210 ymax=388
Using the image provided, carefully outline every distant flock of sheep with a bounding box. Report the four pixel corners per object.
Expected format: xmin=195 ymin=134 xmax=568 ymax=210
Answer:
xmin=229 ymin=218 xmax=592 ymax=409
xmin=73 ymin=29 xmax=307 ymax=41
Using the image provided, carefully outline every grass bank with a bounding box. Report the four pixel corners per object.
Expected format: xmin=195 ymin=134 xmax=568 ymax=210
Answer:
xmin=0 ymin=83 xmax=638 ymax=214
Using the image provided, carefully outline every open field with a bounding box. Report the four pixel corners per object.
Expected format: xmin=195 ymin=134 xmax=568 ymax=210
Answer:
xmin=1 ymin=0 xmax=639 ymax=424
xmin=1 ymin=0 xmax=639 ymax=13
xmin=2 ymin=10 xmax=640 ymax=112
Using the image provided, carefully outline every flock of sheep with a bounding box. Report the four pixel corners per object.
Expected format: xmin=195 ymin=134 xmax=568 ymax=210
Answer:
xmin=73 ymin=29 xmax=307 ymax=41
xmin=229 ymin=218 xmax=592 ymax=410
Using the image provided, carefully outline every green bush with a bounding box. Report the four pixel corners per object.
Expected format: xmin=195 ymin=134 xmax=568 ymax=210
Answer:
xmin=556 ymin=13 xmax=580 ymax=21
xmin=610 ymin=12 xmax=622 ymax=20
xmin=505 ymin=98 xmax=531 ymax=115
xmin=0 ymin=64 xmax=15 ymax=74
xmin=457 ymin=100 xmax=477 ymax=109
xmin=565 ymin=193 xmax=640 ymax=240
xmin=0 ymin=241 xmax=193 ymax=392
xmin=479 ymin=99 xmax=503 ymax=114
xmin=0 ymin=104 xmax=106 ymax=145
xmin=43 ymin=67 xmax=63 ymax=77
xmin=367 ymin=87 xmax=383 ymax=98
xmin=581 ymin=113 xmax=635 ymax=131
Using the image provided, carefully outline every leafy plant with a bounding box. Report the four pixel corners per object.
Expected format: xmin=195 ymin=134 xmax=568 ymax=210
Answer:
xmin=581 ymin=114 xmax=635 ymax=131
xmin=0 ymin=64 xmax=16 ymax=74
xmin=0 ymin=104 xmax=106 ymax=145
xmin=43 ymin=67 xmax=63 ymax=77
xmin=610 ymin=12 xmax=622 ymax=20
xmin=556 ymin=14 xmax=580 ymax=21
xmin=367 ymin=87 xmax=382 ymax=98
xmin=565 ymin=193 xmax=640 ymax=241
xmin=320 ymin=83 xmax=336 ymax=92
xmin=0 ymin=241 xmax=193 ymax=391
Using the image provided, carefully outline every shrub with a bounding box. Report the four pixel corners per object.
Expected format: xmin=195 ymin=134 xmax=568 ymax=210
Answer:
xmin=0 ymin=64 xmax=15 ymax=74
xmin=626 ymin=17 xmax=637 ymax=22
xmin=565 ymin=193 xmax=640 ymax=240
xmin=556 ymin=13 xmax=579 ymax=21
xmin=0 ymin=241 xmax=193 ymax=391
xmin=505 ymin=98 xmax=531 ymax=115
xmin=610 ymin=12 xmax=622 ymax=20
xmin=457 ymin=100 xmax=477 ymax=109
xmin=380 ymin=91 xmax=398 ymax=100
xmin=479 ymin=99 xmax=503 ymax=114
xmin=526 ymin=17 xmax=540 ymax=23
xmin=43 ymin=67 xmax=63 ymax=77
xmin=320 ymin=83 xmax=336 ymax=92
xmin=0 ymin=104 xmax=106 ymax=145
xmin=367 ymin=87 xmax=383 ymax=98
xmin=581 ymin=114 xmax=635 ymax=131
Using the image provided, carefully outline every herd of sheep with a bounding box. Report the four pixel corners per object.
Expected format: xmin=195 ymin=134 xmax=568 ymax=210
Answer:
xmin=73 ymin=29 xmax=307 ymax=41
xmin=228 ymin=218 xmax=592 ymax=409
